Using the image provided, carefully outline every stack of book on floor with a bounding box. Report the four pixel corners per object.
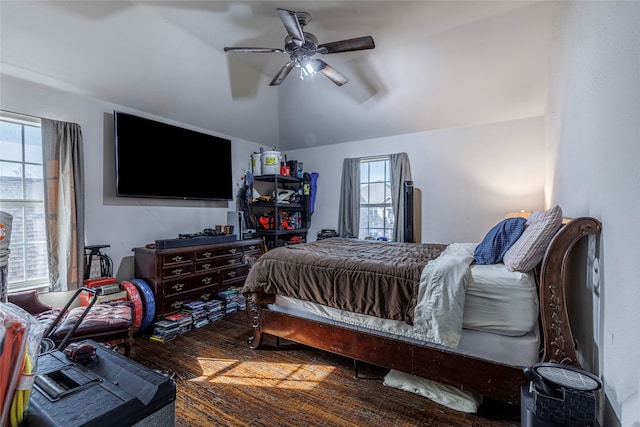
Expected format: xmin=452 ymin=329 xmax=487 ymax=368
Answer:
xmin=202 ymin=299 xmax=225 ymax=323
xmin=164 ymin=311 xmax=193 ymax=335
xmin=150 ymin=319 xmax=180 ymax=343
xmin=183 ymin=301 xmax=210 ymax=328
xmin=218 ymin=288 xmax=240 ymax=314
xmin=235 ymin=288 xmax=247 ymax=311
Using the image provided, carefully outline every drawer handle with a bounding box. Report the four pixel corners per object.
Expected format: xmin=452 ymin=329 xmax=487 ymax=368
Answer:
xmin=248 ymin=245 xmax=257 ymax=250
xmin=202 ymin=251 xmax=212 ymax=258
xmin=172 ymin=255 xmax=183 ymax=262
xmin=229 ymin=248 xmax=238 ymax=254
xmin=201 ymin=292 xmax=211 ymax=300
xmin=172 ymin=268 xmax=183 ymax=275
xmin=202 ymin=263 xmax=211 ymax=270
xmin=228 ymin=259 xmax=238 ymax=265
xmin=171 ymin=301 xmax=183 ymax=309
xmin=227 ymin=271 xmax=237 ymax=278
xmin=172 ymin=283 xmax=185 ymax=292
xmin=202 ymin=277 xmax=212 ymax=285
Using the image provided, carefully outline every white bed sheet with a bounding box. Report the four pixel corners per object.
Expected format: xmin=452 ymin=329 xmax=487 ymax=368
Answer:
xmin=464 ymin=263 xmax=539 ymax=336
xmin=269 ymin=296 xmax=540 ymax=367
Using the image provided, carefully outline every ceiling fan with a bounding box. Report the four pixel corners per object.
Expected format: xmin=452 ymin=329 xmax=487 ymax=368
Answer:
xmin=224 ymin=8 xmax=375 ymax=87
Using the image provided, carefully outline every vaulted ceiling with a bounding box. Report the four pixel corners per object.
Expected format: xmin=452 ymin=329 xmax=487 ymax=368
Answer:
xmin=0 ymin=1 xmax=561 ymax=150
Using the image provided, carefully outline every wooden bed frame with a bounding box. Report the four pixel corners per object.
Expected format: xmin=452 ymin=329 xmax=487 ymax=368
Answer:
xmin=244 ymin=217 xmax=601 ymax=404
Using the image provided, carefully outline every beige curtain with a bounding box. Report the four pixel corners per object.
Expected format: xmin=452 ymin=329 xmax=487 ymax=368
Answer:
xmin=41 ymin=119 xmax=85 ymax=291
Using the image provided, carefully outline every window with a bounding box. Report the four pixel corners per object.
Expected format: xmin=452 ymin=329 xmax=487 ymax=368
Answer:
xmin=359 ymin=157 xmax=394 ymax=240
xmin=0 ymin=113 xmax=49 ymax=291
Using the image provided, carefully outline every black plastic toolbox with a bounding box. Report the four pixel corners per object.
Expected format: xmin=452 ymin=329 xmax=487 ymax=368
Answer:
xmin=24 ymin=339 xmax=176 ymax=427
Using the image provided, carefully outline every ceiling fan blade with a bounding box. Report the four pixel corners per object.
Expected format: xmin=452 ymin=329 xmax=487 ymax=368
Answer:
xmin=270 ymin=61 xmax=296 ymax=86
xmin=276 ymin=8 xmax=305 ymax=44
xmin=224 ymin=47 xmax=284 ymax=53
xmin=317 ymin=36 xmax=375 ymax=54
xmin=312 ymin=59 xmax=349 ymax=86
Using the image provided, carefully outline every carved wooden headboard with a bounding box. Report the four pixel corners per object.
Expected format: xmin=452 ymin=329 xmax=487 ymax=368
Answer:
xmin=538 ymin=217 xmax=602 ymax=365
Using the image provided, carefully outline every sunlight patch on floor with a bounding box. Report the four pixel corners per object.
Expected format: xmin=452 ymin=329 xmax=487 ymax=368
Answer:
xmin=191 ymin=357 xmax=336 ymax=390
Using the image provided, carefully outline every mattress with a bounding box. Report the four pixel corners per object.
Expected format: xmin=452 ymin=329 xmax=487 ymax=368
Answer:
xmin=259 ymin=242 xmax=540 ymax=366
xmin=464 ymin=263 xmax=539 ymax=336
xmin=271 ymin=260 xmax=539 ymax=338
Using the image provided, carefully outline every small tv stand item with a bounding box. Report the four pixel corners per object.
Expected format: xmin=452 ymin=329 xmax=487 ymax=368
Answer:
xmin=133 ymin=238 xmax=263 ymax=319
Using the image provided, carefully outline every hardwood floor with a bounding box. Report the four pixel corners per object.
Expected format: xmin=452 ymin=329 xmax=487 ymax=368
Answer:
xmin=130 ymin=312 xmax=520 ymax=427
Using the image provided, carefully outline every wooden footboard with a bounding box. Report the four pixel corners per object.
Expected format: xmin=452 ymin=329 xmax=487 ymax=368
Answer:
xmin=245 ymin=216 xmax=602 ymax=404
xmin=248 ymin=299 xmax=526 ymax=403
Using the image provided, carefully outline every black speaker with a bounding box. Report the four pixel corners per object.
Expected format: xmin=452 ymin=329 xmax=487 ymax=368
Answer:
xmin=403 ymin=181 xmax=414 ymax=243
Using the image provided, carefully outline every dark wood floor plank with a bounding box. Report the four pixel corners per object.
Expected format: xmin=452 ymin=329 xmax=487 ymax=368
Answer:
xmin=130 ymin=312 xmax=519 ymax=427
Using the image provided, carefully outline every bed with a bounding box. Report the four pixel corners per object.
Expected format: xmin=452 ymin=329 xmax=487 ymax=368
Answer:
xmin=241 ymin=213 xmax=601 ymax=404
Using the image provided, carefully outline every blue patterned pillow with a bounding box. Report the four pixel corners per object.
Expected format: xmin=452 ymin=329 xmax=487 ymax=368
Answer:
xmin=474 ymin=218 xmax=527 ymax=265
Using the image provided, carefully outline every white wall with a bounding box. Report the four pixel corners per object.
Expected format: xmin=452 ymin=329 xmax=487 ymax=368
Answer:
xmin=2 ymin=72 xmax=546 ymax=279
xmin=287 ymin=116 xmax=546 ymax=244
xmin=0 ymin=74 xmax=261 ymax=281
xmin=546 ymin=2 xmax=640 ymax=426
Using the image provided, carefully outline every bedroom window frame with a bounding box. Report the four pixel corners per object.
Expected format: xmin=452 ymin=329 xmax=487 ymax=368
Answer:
xmin=359 ymin=156 xmax=394 ymax=240
xmin=0 ymin=112 xmax=50 ymax=292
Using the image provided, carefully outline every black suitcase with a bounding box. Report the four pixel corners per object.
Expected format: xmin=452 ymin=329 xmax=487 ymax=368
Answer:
xmin=24 ymin=339 xmax=176 ymax=427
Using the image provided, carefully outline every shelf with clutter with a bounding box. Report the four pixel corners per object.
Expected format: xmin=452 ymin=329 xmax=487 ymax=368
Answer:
xmin=245 ymin=149 xmax=316 ymax=250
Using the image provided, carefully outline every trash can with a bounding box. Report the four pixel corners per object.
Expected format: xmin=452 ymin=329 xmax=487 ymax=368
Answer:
xmin=521 ymin=362 xmax=601 ymax=427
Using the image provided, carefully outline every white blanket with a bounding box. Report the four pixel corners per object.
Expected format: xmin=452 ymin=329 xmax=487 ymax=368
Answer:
xmin=271 ymin=243 xmax=475 ymax=348
xmin=413 ymin=243 xmax=475 ymax=347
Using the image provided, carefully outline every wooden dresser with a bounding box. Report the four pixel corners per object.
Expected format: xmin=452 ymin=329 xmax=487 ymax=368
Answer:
xmin=133 ymin=238 xmax=263 ymax=319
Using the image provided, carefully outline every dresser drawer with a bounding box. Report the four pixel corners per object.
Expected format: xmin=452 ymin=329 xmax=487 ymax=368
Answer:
xmin=195 ymin=255 xmax=244 ymax=272
xmin=221 ymin=265 xmax=249 ymax=283
xmin=195 ymin=246 xmax=242 ymax=260
xmin=161 ymin=252 xmax=193 ymax=266
xmin=243 ymin=242 xmax=262 ymax=254
xmin=194 ymin=260 xmax=216 ymax=273
xmin=161 ymin=264 xmax=194 ymax=279
xmin=163 ymin=271 xmax=220 ymax=297
xmin=162 ymin=287 xmax=218 ymax=314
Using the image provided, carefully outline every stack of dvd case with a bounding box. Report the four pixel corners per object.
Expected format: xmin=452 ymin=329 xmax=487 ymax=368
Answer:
xmin=164 ymin=311 xmax=193 ymax=335
xmin=202 ymin=299 xmax=224 ymax=323
xmin=150 ymin=319 xmax=180 ymax=343
xmin=182 ymin=301 xmax=209 ymax=328
xmin=226 ymin=287 xmax=246 ymax=311
xmin=218 ymin=289 xmax=240 ymax=314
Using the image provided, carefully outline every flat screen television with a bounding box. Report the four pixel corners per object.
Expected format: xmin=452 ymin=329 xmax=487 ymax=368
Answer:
xmin=114 ymin=111 xmax=233 ymax=201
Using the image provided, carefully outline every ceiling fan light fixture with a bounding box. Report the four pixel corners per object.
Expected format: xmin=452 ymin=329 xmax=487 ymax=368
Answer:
xmin=303 ymin=61 xmax=318 ymax=76
xmin=224 ymin=8 xmax=375 ymax=87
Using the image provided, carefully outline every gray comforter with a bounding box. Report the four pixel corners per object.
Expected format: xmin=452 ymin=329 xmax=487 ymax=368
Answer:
xmin=242 ymin=238 xmax=446 ymax=325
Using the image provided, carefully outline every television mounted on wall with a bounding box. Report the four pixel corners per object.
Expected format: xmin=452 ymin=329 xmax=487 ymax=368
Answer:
xmin=114 ymin=111 xmax=233 ymax=201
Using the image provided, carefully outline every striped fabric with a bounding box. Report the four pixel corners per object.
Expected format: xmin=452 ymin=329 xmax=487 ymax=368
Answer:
xmin=503 ymin=205 xmax=563 ymax=272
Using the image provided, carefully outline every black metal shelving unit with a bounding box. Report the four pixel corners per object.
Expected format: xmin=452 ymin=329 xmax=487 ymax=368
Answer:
xmin=250 ymin=174 xmax=310 ymax=250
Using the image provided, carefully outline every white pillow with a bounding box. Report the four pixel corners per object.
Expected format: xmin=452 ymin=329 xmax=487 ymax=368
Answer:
xmin=503 ymin=205 xmax=563 ymax=272
xmin=383 ymin=370 xmax=481 ymax=413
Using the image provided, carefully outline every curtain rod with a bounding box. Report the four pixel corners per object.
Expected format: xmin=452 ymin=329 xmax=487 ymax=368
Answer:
xmin=359 ymin=154 xmax=390 ymax=162
xmin=0 ymin=109 xmax=42 ymax=124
